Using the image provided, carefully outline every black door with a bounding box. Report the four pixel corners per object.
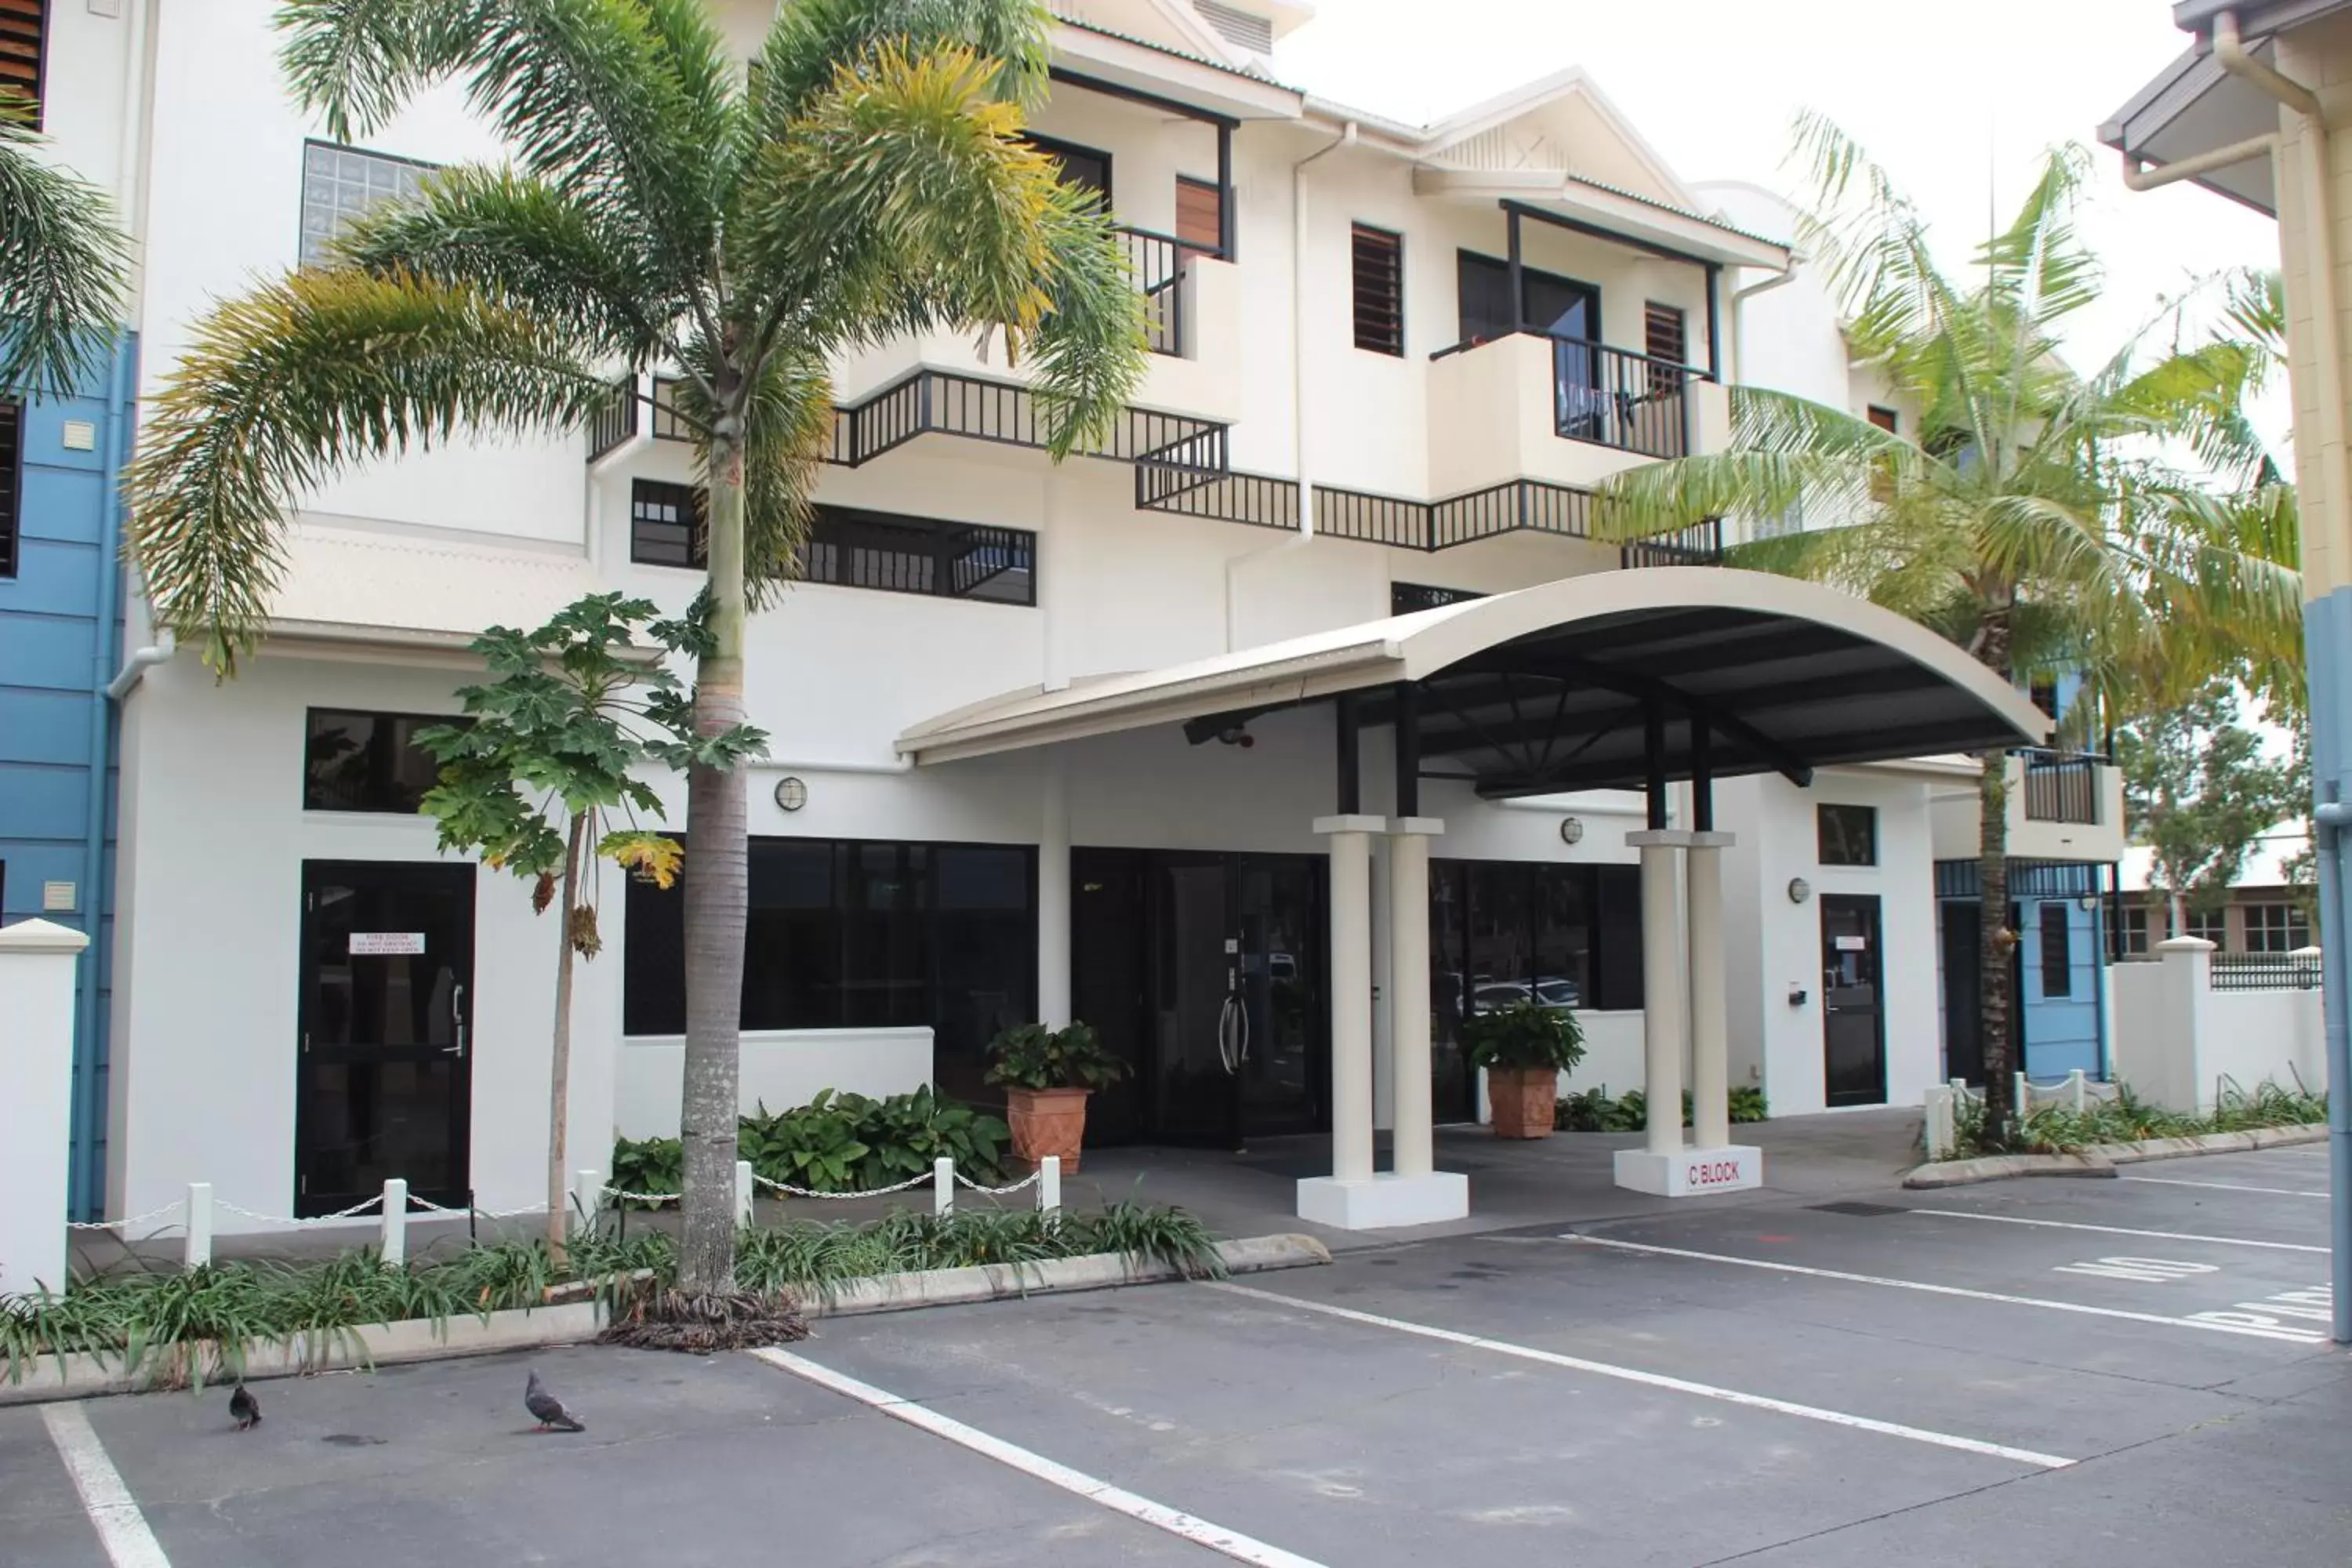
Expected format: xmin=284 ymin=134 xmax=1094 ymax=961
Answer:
xmin=1939 ymin=898 xmax=2026 ymax=1087
xmin=1073 ymin=848 xmax=1149 ymax=1143
xmin=1821 ymin=894 xmax=1886 ymax=1107
xmin=1232 ymin=857 xmax=1323 ymax=1139
xmin=296 ymin=861 xmax=474 ymax=1215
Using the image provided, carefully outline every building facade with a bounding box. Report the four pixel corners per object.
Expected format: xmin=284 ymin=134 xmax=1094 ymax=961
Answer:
xmin=34 ymin=0 xmax=2051 ymax=1233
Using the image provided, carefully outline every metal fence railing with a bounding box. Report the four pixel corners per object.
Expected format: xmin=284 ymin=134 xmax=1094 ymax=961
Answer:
xmin=2211 ymin=952 xmax=2325 ymax=991
xmin=2020 ymin=750 xmax=2102 ymax=824
xmin=1118 ymin=225 xmax=1188 ymax=358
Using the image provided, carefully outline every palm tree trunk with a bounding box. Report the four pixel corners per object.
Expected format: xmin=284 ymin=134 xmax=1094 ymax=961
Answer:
xmin=680 ymin=428 xmax=750 ymax=1294
xmin=1978 ymin=756 xmax=2016 ymax=1147
xmin=546 ymin=811 xmax=585 ymax=1263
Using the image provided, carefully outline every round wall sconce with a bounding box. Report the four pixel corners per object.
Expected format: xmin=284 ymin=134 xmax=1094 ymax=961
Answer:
xmin=1787 ymin=877 xmax=1813 ymax=905
xmin=1559 ymin=817 xmax=1584 ymax=846
xmin=2078 ymin=894 xmax=2101 ymax=911
xmin=774 ymin=775 xmax=808 ymax=812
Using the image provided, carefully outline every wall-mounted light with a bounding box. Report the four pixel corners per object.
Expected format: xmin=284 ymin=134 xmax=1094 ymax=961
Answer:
xmin=1559 ymin=817 xmax=1584 ymax=846
xmin=2078 ymin=894 xmax=2101 ymax=911
xmin=1787 ymin=877 xmax=1813 ymax=905
xmin=774 ymin=775 xmax=808 ymax=811
xmin=1217 ymin=726 xmax=1255 ymax=748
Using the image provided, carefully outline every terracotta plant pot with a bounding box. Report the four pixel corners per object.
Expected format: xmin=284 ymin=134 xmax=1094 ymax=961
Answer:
xmin=1004 ymin=1086 xmax=1093 ymax=1174
xmin=1486 ymin=1066 xmax=1559 ymax=1139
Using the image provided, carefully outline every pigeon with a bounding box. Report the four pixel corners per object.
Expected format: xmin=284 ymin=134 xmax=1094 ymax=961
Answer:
xmin=524 ymin=1369 xmax=584 ymax=1433
xmin=229 ymin=1384 xmax=261 ymax=1431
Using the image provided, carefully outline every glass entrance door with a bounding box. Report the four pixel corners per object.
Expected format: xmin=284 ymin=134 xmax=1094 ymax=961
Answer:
xmin=296 ymin=860 xmax=474 ymax=1215
xmin=1232 ymin=857 xmax=1323 ymax=1138
xmin=1821 ymin=894 xmax=1888 ymax=1106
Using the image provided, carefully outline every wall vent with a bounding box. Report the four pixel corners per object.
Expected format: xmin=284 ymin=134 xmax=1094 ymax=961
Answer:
xmin=1195 ymin=0 xmax=1272 ymax=53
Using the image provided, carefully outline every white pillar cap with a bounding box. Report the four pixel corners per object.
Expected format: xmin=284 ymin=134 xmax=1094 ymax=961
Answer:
xmin=1388 ymin=816 xmax=1445 ymax=837
xmin=0 ymin=918 xmax=90 ymax=954
xmin=1685 ymin=830 xmax=1737 ymax=848
xmin=1624 ymin=829 xmax=1697 ymax=848
xmin=1313 ymin=814 xmax=1388 ymax=835
xmin=2156 ymin=936 xmax=2216 ymax=953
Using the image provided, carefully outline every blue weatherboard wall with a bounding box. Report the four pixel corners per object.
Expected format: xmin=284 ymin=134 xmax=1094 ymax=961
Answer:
xmin=1 ymin=336 xmax=136 ymax=1220
xmin=2016 ymin=895 xmax=2103 ymax=1080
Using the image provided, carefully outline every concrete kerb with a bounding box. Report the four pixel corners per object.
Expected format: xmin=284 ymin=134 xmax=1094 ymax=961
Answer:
xmin=0 ymin=1234 xmax=1330 ymax=1406
xmin=1903 ymin=1123 xmax=2329 ymax=1189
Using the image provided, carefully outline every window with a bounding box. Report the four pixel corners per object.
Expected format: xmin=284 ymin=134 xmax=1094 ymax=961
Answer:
xmin=1642 ymin=302 xmax=1687 ymax=395
xmin=1351 ymin=224 xmax=1403 ymax=355
xmin=299 ymin=141 xmax=433 ymax=269
xmin=2122 ymin=905 xmax=2152 ymax=957
xmin=2029 ymin=677 xmax=2060 ymax=719
xmin=622 ymin=837 xmax=1037 ymax=1079
xmin=2246 ymin=901 xmax=2313 ymax=953
xmin=1176 ymin=176 xmax=1222 ymax=256
xmin=1456 ymin=252 xmax=1596 ymax=347
xmin=1429 ymin=858 xmax=1644 ymax=1024
xmin=629 ymin=479 xmax=703 ymax=568
xmin=1866 ymin=405 xmax=1899 ymax=433
xmin=1866 ymin=405 xmax=1899 ymax=502
xmin=630 ymin=489 xmax=1037 ymax=605
xmin=1391 ymin=582 xmax=1484 ymax=615
xmin=303 ymin=710 xmax=460 ymax=813
xmin=1027 ymin=135 xmax=1109 ymax=207
xmin=649 ymin=376 xmax=695 ymax=441
xmin=0 ymin=396 xmax=19 ymax=579
xmin=1 ymin=0 xmax=45 ymax=122
xmin=2038 ymin=902 xmax=2073 ymax=997
xmin=1817 ymin=804 xmax=1878 ymax=866
xmin=2186 ymin=906 xmax=2227 ymax=947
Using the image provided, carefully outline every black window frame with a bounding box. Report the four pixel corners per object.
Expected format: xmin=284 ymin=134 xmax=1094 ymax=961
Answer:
xmin=1455 ymin=250 xmax=1601 ymax=347
xmin=622 ymin=835 xmax=1040 ymax=1046
xmin=629 ymin=488 xmax=1037 ymax=607
xmin=1866 ymin=405 xmax=1900 ymax=433
xmin=1025 ymin=132 xmax=1112 ymax=209
xmin=1 ymin=0 xmax=47 ymax=127
xmin=297 ymin=138 xmax=437 ymax=270
xmin=1431 ymin=857 xmax=1644 ymax=1017
xmin=302 ymin=708 xmax=463 ymax=815
xmin=0 ymin=395 xmax=20 ymax=579
xmin=1350 ymin=223 xmax=1404 ymax=356
xmin=628 ymin=477 xmax=704 ymax=569
xmin=1817 ymin=803 xmax=1878 ymax=867
xmin=2038 ymin=902 xmax=2073 ymax=997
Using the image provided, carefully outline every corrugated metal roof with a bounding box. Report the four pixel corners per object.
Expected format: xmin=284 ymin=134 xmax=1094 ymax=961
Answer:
xmin=1049 ymin=10 xmax=1291 ymax=87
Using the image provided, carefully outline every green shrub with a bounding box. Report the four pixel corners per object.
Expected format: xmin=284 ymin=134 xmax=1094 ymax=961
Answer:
xmin=1462 ymin=1001 xmax=1587 ymax=1073
xmin=1553 ymin=1086 xmax=1768 ymax=1131
xmin=984 ymin=1020 xmax=1131 ymax=1091
xmin=609 ymin=1134 xmax=684 ymax=1207
xmin=1949 ymin=1078 xmax=2326 ymax=1158
xmin=609 ymin=1087 xmax=1013 ymax=1203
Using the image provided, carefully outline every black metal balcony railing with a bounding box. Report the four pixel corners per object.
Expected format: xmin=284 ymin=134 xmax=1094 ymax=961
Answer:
xmin=1117 ymin=225 xmax=1188 ymax=358
xmin=2020 ymin=750 xmax=2103 ymax=825
xmin=2211 ymin=952 xmax=2323 ymax=991
xmin=1618 ymin=518 xmax=1723 ymax=569
xmin=1550 ymin=335 xmax=1693 ymax=459
xmin=586 ymin=376 xmax=638 ymax=460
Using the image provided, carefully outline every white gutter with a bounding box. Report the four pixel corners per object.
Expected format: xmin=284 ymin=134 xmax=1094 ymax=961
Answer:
xmin=104 ymin=631 xmax=174 ymax=702
xmin=757 ymin=757 xmax=914 ymax=777
xmin=2118 ymin=130 xmax=2281 ymax=190
xmin=1223 ymin=119 xmax=1355 ymax=652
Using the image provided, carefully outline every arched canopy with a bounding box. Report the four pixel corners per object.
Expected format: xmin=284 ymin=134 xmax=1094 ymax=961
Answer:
xmin=898 ymin=568 xmax=2050 ymax=791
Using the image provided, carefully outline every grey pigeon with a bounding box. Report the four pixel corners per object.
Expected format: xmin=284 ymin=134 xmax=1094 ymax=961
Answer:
xmin=524 ymin=1369 xmax=584 ymax=1433
xmin=229 ymin=1384 xmax=261 ymax=1431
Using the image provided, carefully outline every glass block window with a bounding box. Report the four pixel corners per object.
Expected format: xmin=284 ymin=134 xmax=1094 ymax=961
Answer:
xmin=300 ymin=141 xmax=433 ymax=270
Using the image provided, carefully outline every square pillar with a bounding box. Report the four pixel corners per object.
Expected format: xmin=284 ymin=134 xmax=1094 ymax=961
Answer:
xmin=1299 ymin=815 xmax=1468 ymax=1229
xmin=1036 ymin=758 xmax=1071 ymax=1029
xmin=0 ymin=919 xmax=89 ymax=1294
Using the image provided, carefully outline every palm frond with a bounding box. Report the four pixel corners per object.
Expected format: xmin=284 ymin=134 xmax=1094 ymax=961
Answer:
xmin=753 ymin=0 xmax=1051 ymax=131
xmin=665 ymin=351 xmax=838 ymax=604
xmin=0 ymin=94 xmax=130 ymax=397
xmin=123 ymin=270 xmax=609 ymax=673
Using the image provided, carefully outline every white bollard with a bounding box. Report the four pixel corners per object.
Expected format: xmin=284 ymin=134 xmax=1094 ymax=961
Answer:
xmin=934 ymin=1156 xmax=955 ymax=1218
xmin=379 ymin=1178 xmax=408 ymax=1267
xmin=184 ymin=1182 xmax=213 ymax=1271
xmin=573 ymin=1169 xmax=603 ymax=1234
xmin=2067 ymin=1069 xmax=2088 ymax=1116
xmin=2013 ymin=1073 xmax=2030 ymax=1116
xmin=1922 ymin=1087 xmax=1954 ymax=1160
xmin=1038 ymin=1155 xmax=1061 ymax=1218
xmin=735 ymin=1160 xmax=755 ymax=1229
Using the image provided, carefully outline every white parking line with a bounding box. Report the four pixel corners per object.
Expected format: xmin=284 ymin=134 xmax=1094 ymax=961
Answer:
xmin=748 ymin=1347 xmax=1329 ymax=1568
xmin=1202 ymin=1281 xmax=2074 ymax=1470
xmin=1570 ymin=1236 xmax=2328 ymax=1345
xmin=1908 ymin=1209 xmax=2330 ymax=1254
xmin=40 ymin=1403 xmax=171 ymax=1568
xmin=2121 ymin=1177 xmax=2328 ymax=1198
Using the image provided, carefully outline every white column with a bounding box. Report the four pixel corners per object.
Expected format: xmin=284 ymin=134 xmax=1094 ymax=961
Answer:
xmin=1687 ymin=833 xmax=1734 ymax=1152
xmin=1318 ymin=815 xmax=1380 ymax=1184
xmin=1298 ymin=815 xmax=1470 ymax=1230
xmin=1387 ymin=818 xmax=1443 ymax=1179
xmin=1037 ymin=757 xmax=1072 ymax=1029
xmin=1631 ymin=830 xmax=1688 ymax=1156
xmin=0 ymin=918 xmax=85 ymax=1295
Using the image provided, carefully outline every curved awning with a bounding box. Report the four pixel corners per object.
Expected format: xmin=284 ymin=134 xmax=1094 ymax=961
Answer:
xmin=898 ymin=568 xmax=2050 ymax=793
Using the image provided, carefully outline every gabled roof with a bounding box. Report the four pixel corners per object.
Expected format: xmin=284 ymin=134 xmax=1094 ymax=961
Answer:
xmin=1411 ymin=66 xmax=1697 ymax=212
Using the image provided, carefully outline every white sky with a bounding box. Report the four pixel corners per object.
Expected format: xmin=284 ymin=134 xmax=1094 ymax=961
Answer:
xmin=1276 ymin=0 xmax=2282 ymax=394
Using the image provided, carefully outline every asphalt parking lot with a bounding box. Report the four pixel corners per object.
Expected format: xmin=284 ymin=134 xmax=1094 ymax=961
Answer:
xmin=7 ymin=1142 xmax=2350 ymax=1567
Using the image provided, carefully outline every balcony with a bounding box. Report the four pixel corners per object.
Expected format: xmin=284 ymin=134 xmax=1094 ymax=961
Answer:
xmin=1427 ymin=332 xmax=1730 ymax=496
xmin=1929 ymin=750 xmax=2127 ymax=866
xmin=2022 ymin=750 xmax=2103 ymax=825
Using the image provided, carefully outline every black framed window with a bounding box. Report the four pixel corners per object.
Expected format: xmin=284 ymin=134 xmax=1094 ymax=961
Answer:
xmin=1431 ymin=858 xmax=1642 ymax=1020
xmin=630 ymin=478 xmax=703 ymax=568
xmin=1391 ymin=582 xmax=1483 ymax=615
xmin=2246 ymin=901 xmax=2313 ymax=953
xmin=2 ymin=0 xmax=45 ymax=124
xmin=1351 ymin=224 xmax=1403 ymax=355
xmin=299 ymin=140 xmax=434 ymax=269
xmin=2038 ymin=902 xmax=2073 ymax=997
xmin=0 ymin=396 xmax=20 ymax=579
xmin=1817 ymin=804 xmax=1878 ymax=866
xmin=1456 ymin=252 xmax=1598 ymax=346
xmin=624 ymin=837 xmax=1036 ymax=1074
xmin=1026 ymin=134 xmax=1110 ymax=207
xmin=303 ymin=709 xmax=460 ymax=813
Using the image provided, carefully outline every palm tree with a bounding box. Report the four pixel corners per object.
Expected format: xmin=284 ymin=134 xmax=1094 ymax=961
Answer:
xmin=1596 ymin=118 xmax=2299 ymax=1146
xmin=2 ymin=90 xmax=130 ymax=398
xmin=124 ymin=0 xmax=1147 ymax=1304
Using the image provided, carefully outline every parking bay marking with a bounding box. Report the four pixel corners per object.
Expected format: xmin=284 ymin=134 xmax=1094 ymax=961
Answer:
xmin=41 ymin=1402 xmax=172 ymax=1568
xmin=1570 ymin=1236 xmax=2328 ymax=1345
xmin=1907 ymin=1209 xmax=2328 ymax=1254
xmin=1201 ymin=1280 xmax=2074 ymax=1470
xmin=748 ymin=1346 xmax=1330 ymax=1568
xmin=2121 ymin=1176 xmax=2328 ymax=1199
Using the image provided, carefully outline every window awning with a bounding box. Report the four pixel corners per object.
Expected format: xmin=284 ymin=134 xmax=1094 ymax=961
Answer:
xmin=897 ymin=568 xmax=2049 ymax=793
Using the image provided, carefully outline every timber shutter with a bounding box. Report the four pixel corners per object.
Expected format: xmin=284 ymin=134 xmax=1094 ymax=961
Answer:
xmin=1352 ymin=224 xmax=1403 ymax=355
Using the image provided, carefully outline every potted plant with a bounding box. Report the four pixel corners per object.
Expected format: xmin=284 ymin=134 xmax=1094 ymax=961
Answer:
xmin=1463 ymin=1000 xmax=1586 ymax=1138
xmin=984 ymin=1021 xmax=1128 ymax=1174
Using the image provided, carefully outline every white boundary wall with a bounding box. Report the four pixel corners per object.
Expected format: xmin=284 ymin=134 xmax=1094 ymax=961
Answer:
xmin=2110 ymin=938 xmax=2328 ymax=1109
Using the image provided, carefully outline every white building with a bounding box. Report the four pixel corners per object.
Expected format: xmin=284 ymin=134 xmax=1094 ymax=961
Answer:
xmin=32 ymin=0 xmax=2049 ymax=1235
